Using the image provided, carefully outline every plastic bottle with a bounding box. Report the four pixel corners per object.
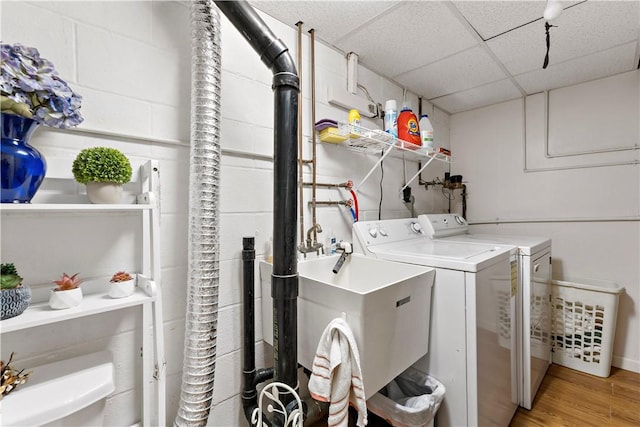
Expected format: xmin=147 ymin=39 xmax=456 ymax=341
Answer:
xmin=419 ymin=114 xmax=434 ymax=153
xmin=384 ymin=100 xmax=398 ymax=138
xmin=330 ymin=233 xmax=337 ymax=254
xmin=348 ymin=109 xmax=361 ymax=138
xmin=397 ymin=107 xmax=421 ymax=149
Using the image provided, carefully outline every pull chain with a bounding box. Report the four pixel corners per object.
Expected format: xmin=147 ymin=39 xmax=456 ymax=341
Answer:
xmin=543 ymin=22 xmax=557 ymax=69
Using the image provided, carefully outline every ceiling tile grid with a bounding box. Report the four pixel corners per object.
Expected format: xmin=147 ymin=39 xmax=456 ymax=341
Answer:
xmin=454 ymin=1 xmax=549 ymax=40
xmin=336 ymin=1 xmax=478 ymax=78
xmin=249 ymin=1 xmax=401 ymax=43
xmin=251 ymin=1 xmax=640 ymax=115
xmin=431 ymin=78 xmax=523 ymax=113
xmin=395 ymin=46 xmax=507 ymax=99
xmin=514 ymin=41 xmax=637 ymax=94
xmin=486 ymin=1 xmax=639 ymax=76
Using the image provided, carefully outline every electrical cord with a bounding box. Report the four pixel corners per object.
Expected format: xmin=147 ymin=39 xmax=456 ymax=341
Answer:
xmin=357 ymin=83 xmax=375 ymax=104
xmin=357 ymin=83 xmax=382 ymax=119
xmin=441 ymin=187 xmax=455 ymax=201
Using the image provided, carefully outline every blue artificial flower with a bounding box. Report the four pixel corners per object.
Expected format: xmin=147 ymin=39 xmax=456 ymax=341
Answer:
xmin=1 ymin=42 xmax=83 ymax=128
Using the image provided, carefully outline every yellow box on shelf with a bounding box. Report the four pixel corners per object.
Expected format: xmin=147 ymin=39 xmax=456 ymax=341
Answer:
xmin=318 ymin=127 xmax=347 ymax=144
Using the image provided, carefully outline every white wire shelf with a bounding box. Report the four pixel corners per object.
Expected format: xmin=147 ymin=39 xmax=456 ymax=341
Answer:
xmin=318 ymin=122 xmax=452 ymax=161
xmin=317 ymin=122 xmax=451 ymax=191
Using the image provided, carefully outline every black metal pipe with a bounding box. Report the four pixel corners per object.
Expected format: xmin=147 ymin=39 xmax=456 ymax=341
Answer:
xmin=242 ymin=237 xmax=257 ymax=415
xmin=214 ymin=0 xmax=300 ymax=412
xmin=241 ymin=237 xmax=275 ymax=423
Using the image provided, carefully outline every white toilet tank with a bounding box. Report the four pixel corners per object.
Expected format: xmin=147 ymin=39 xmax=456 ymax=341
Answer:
xmin=1 ymin=351 xmax=115 ymax=426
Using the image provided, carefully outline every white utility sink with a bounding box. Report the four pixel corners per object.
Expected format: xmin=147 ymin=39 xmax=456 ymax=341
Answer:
xmin=260 ymin=254 xmax=435 ymax=399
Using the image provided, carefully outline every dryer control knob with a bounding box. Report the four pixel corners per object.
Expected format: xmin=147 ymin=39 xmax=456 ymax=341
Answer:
xmin=455 ymin=215 xmax=464 ymax=225
xmin=379 ymin=228 xmax=388 ymax=237
xmin=410 ymin=222 xmax=422 ymax=233
xmin=368 ymin=227 xmax=378 ymax=238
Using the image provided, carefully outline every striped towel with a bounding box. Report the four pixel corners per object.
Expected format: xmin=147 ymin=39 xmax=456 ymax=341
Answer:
xmin=308 ymin=318 xmax=368 ymax=427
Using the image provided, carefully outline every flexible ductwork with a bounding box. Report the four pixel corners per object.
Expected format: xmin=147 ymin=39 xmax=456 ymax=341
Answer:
xmin=177 ymin=0 xmax=299 ymax=424
xmin=174 ymin=1 xmax=222 ymax=425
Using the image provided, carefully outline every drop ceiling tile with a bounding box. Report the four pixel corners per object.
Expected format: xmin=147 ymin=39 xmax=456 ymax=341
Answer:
xmin=336 ymin=1 xmax=478 ymax=78
xmin=250 ymin=1 xmax=400 ymax=44
xmin=395 ymin=46 xmax=507 ymax=99
xmin=453 ymin=1 xmax=582 ymax=40
xmin=487 ymin=1 xmax=640 ymax=76
xmin=454 ymin=1 xmax=546 ymax=40
xmin=514 ymin=41 xmax=637 ymax=94
xmin=431 ymin=78 xmax=523 ymax=114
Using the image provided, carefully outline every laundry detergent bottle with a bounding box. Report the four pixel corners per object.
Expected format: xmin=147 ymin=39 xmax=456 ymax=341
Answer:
xmin=397 ymin=107 xmax=421 ymax=149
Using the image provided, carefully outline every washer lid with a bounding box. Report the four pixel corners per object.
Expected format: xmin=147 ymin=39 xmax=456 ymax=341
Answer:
xmin=368 ymin=239 xmax=512 ymax=272
xmin=435 ymin=233 xmax=551 ymax=255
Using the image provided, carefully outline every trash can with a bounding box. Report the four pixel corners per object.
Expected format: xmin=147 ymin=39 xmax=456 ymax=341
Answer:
xmin=367 ymin=367 xmax=445 ymax=427
xmin=551 ymin=278 xmax=625 ymax=377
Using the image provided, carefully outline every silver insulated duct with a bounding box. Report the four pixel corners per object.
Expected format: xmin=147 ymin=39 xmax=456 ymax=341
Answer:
xmin=174 ymin=1 xmax=221 ymax=425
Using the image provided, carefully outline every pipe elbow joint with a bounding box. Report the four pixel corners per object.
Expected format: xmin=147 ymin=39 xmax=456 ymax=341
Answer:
xmin=338 ymin=241 xmax=353 ymax=254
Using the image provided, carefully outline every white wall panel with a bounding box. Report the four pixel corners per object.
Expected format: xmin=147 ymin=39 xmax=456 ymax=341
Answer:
xmin=547 ymin=71 xmax=639 ymax=155
xmin=451 ymin=73 xmax=640 ymax=372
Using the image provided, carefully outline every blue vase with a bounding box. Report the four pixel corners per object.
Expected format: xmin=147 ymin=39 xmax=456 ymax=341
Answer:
xmin=1 ymin=114 xmax=46 ymax=203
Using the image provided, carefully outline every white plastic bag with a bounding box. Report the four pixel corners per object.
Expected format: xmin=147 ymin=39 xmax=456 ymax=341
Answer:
xmin=367 ymin=367 xmax=445 ymax=427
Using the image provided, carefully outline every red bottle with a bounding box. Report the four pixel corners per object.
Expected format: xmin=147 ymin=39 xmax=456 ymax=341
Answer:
xmin=397 ymin=107 xmax=421 ymax=149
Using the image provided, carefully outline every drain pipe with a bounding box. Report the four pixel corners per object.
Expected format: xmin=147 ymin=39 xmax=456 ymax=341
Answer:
xmin=174 ymin=1 xmax=223 ymax=425
xmin=214 ymin=0 xmax=300 ymax=409
xmin=242 ymin=237 xmax=274 ymax=421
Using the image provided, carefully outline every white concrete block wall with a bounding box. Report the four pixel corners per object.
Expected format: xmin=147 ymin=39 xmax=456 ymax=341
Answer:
xmin=1 ymin=2 xmax=451 ymax=425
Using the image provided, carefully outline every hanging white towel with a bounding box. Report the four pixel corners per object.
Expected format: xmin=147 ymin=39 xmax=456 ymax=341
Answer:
xmin=308 ymin=318 xmax=368 ymax=427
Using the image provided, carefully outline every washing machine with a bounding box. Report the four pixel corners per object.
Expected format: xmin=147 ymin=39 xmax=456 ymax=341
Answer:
xmin=353 ymin=218 xmax=519 ymax=427
xmin=418 ymin=213 xmax=552 ymax=410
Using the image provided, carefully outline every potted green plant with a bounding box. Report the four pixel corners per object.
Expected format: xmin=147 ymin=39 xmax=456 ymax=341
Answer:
xmin=49 ymin=272 xmax=82 ymax=310
xmin=108 ymin=271 xmax=135 ymax=299
xmin=72 ymin=147 xmax=132 ymax=204
xmin=1 ymin=263 xmax=31 ymax=320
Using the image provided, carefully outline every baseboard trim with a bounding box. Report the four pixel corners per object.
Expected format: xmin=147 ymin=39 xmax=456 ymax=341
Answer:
xmin=612 ymin=355 xmax=640 ymax=373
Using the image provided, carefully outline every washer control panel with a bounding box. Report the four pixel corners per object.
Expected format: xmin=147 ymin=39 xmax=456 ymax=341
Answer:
xmin=353 ymin=218 xmax=427 ymax=248
xmin=417 ymin=214 xmax=469 ymax=238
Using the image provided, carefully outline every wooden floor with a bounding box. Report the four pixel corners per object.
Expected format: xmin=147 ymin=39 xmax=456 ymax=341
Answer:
xmin=310 ymin=364 xmax=640 ymax=426
xmin=510 ymin=364 xmax=640 ymax=427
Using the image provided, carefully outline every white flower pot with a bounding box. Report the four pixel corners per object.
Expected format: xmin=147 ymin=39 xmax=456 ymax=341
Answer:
xmin=86 ymin=182 xmax=123 ymax=204
xmin=49 ymin=287 xmax=83 ymax=310
xmin=108 ymin=279 xmax=135 ymax=298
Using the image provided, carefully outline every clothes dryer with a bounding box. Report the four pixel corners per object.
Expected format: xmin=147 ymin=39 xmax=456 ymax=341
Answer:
xmin=418 ymin=214 xmax=552 ymax=410
xmin=353 ymin=218 xmax=519 ymax=427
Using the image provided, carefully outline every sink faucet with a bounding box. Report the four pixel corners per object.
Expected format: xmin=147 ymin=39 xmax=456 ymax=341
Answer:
xmin=298 ymin=223 xmax=324 ymax=257
xmin=332 ymin=241 xmax=353 ymax=274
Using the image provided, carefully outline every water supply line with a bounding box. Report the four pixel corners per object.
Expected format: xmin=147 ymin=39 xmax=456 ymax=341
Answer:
xmin=309 ymin=28 xmax=319 ymax=244
xmin=174 ymin=2 xmax=222 ymax=425
xmin=302 ymin=180 xmax=358 ymax=221
xmin=297 ymin=21 xmax=305 ymax=248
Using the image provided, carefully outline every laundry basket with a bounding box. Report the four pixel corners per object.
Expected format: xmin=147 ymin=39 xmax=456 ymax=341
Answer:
xmin=367 ymin=367 xmax=445 ymax=427
xmin=551 ymin=278 xmax=624 ymax=377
